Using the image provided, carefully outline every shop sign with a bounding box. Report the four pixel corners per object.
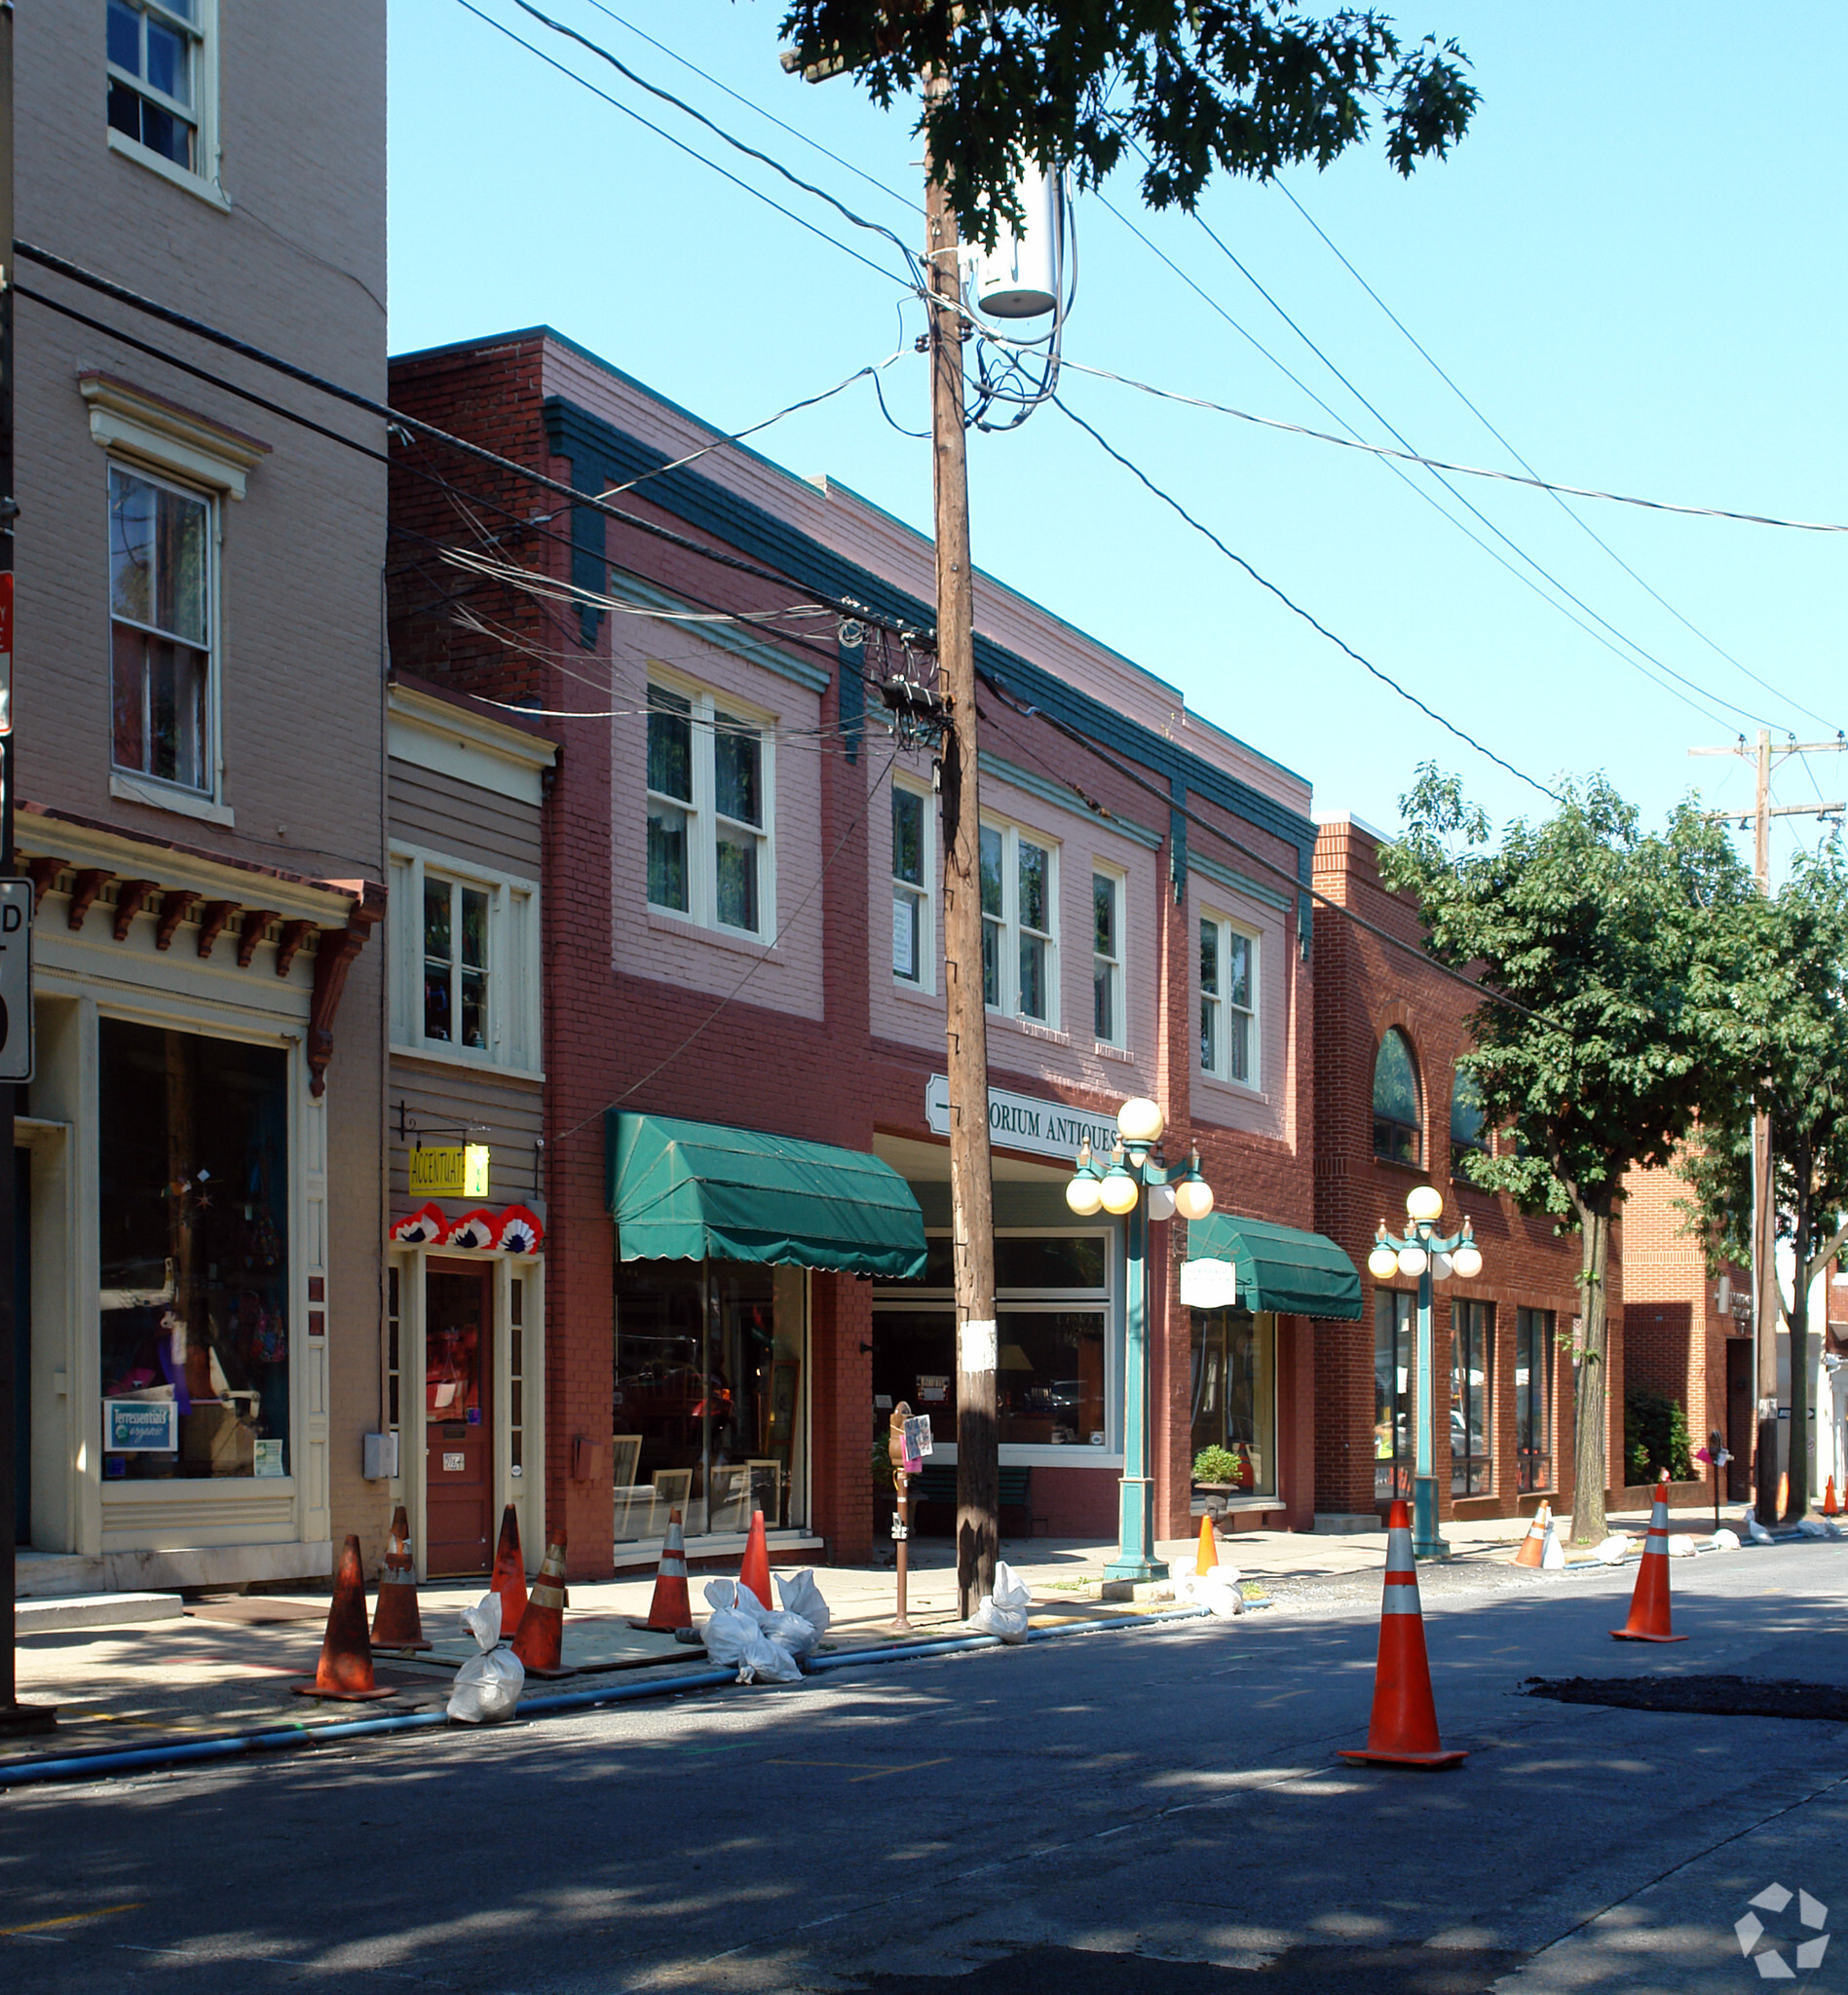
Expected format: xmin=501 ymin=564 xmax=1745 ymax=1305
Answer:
xmin=924 ymin=1075 xmax=1119 ymax=1165
xmin=407 ymin=1144 xmax=490 ymax=1199
xmin=104 ymin=1398 xmax=178 ymax=1451
xmin=1180 ymin=1259 xmax=1239 ymax=1311
xmin=254 ymin=1440 xmax=286 ymax=1479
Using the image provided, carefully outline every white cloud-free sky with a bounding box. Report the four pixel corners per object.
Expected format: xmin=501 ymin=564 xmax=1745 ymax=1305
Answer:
xmin=389 ymin=1 xmax=1848 ymax=870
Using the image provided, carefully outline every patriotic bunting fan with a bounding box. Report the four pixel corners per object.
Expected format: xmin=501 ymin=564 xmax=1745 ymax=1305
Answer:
xmin=495 ymin=1204 xmax=544 ymax=1253
xmin=389 ymin=1202 xmax=449 ymax=1245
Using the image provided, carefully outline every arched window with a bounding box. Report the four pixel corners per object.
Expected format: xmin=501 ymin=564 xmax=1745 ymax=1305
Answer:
xmin=1372 ymin=1029 xmax=1422 ymax=1166
xmin=1451 ymin=1067 xmax=1488 ymax=1165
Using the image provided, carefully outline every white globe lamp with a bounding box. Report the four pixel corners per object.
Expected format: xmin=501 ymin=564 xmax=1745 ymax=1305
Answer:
xmin=1451 ymin=1241 xmax=1484 ymax=1280
xmin=1066 ymin=1173 xmax=1104 ymax=1217
xmin=1099 ymin=1167 xmax=1140 ymax=1217
xmin=1117 ymin=1097 xmax=1165 ymax=1147
xmin=1174 ymin=1176 xmax=1215 ymax=1222
xmin=1367 ymin=1243 xmax=1400 ymax=1281
xmin=1396 ymin=1244 xmax=1429 ymax=1278
xmin=1405 ymin=1185 xmax=1445 ymax=1224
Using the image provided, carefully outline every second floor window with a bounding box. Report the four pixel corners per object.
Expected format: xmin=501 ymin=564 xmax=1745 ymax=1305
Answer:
xmin=391 ymin=849 xmax=542 ymax=1072
xmin=1199 ymin=914 xmax=1256 ymax=1084
xmin=1093 ymin=869 xmax=1124 ymax=1045
xmin=1451 ymin=1066 xmax=1489 ymax=1169
xmin=424 ymin=876 xmax=489 ymax=1049
xmin=110 ymin=463 xmax=210 ymax=794
xmin=892 ymin=782 xmax=931 ymax=986
xmin=1373 ymin=1028 xmax=1422 ymax=1166
xmin=107 ymin=0 xmax=205 ymax=171
xmin=980 ymin=819 xmax=1056 ymax=1024
xmin=647 ymin=682 xmax=773 ymax=938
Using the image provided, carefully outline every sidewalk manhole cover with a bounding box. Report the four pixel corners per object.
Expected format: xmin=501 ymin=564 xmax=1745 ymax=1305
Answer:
xmin=1525 ymin=1675 xmax=1848 ymax=1721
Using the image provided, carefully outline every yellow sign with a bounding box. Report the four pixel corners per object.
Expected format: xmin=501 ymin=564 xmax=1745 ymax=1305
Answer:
xmin=407 ymin=1144 xmax=490 ymax=1199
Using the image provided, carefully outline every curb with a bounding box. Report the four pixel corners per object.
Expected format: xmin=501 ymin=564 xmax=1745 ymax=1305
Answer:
xmin=0 ymin=1604 xmax=1211 ymax=1791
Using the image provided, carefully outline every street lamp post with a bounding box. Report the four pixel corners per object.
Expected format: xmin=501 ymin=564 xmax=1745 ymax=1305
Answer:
xmin=1368 ymin=1186 xmax=1485 ymax=1561
xmin=1066 ymin=1098 xmax=1215 ymax=1585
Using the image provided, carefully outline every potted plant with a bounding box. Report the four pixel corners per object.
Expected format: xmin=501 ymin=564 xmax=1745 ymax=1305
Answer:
xmin=1192 ymin=1444 xmax=1242 ymax=1496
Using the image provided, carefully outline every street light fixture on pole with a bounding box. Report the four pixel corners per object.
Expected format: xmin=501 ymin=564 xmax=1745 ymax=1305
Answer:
xmin=1066 ymin=1098 xmax=1215 ymax=1585
xmin=1368 ymin=1186 xmax=1484 ymax=1561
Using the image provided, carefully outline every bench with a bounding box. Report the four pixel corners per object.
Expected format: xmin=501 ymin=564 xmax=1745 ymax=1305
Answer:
xmin=906 ymin=1463 xmax=1045 ymax=1535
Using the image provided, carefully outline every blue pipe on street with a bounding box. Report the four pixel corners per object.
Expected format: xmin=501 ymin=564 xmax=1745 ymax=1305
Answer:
xmin=0 ymin=1605 xmax=1209 ymax=1791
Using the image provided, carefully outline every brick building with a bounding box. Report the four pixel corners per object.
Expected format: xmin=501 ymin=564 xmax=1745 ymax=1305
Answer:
xmin=386 ymin=326 xmax=1361 ymax=1579
xmin=1311 ymin=815 xmax=1607 ymax=1526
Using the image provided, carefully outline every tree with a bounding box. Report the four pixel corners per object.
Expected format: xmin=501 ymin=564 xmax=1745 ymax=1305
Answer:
xmin=1676 ymin=842 xmax=1848 ymax=1520
xmin=770 ymin=2 xmax=1478 ymax=244
xmin=1382 ymin=769 xmax=1755 ymax=1544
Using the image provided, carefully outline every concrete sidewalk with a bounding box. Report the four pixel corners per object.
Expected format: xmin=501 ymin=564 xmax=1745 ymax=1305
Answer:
xmin=2 ymin=1499 xmax=1756 ymax=1767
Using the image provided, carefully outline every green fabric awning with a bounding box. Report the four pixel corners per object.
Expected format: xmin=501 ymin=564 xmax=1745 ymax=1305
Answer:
xmin=1185 ymin=1214 xmax=1363 ymax=1320
xmin=607 ymin=1111 xmax=927 ymax=1279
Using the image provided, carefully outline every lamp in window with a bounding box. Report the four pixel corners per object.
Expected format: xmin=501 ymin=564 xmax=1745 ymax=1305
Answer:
xmin=1369 ymin=1190 xmax=1489 ymax=1560
xmin=1062 ymin=1096 xmax=1218 ymax=1590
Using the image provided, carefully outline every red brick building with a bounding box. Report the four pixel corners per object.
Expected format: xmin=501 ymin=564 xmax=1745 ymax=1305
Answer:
xmin=386 ymin=327 xmax=1360 ymax=1578
xmin=1311 ymin=816 xmax=1609 ymax=1527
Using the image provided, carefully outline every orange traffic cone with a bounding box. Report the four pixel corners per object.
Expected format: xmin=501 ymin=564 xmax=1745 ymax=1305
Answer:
xmin=511 ymin=1532 xmax=569 ymax=1677
xmin=294 ymin=1534 xmax=395 ymax=1700
xmin=1777 ymin=1470 xmax=1790 ymax=1521
xmin=1339 ymin=1501 xmax=1466 ymax=1769
xmin=739 ymin=1508 xmax=772 ymax=1609
xmin=631 ymin=1508 xmax=693 ymax=1632
xmin=371 ymin=1505 xmax=431 ymax=1651
xmin=1513 ymin=1503 xmax=1551 ymax=1569
xmin=1195 ymin=1514 xmax=1219 ymax=1576
xmin=1612 ymin=1487 xmax=1687 ymax=1642
xmin=489 ymin=1504 xmax=527 ymax=1639
xmin=1824 ymin=1478 xmax=1840 ymax=1519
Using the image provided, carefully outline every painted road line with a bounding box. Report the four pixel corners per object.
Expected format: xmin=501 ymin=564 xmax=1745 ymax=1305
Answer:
xmin=0 ymin=1902 xmax=144 ymax=1939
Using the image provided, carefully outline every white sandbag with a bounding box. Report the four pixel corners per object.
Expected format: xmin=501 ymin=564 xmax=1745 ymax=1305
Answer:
xmin=966 ymin=1560 xmax=1032 ymax=1642
xmin=737 ymin=1628 xmax=804 ymax=1684
xmin=446 ymin=1593 xmax=526 ymax=1723
xmin=703 ymin=1576 xmax=768 ymax=1624
xmin=775 ymin=1569 xmax=832 ymax=1641
xmin=1747 ymin=1514 xmax=1775 ymax=1545
xmin=699 ymin=1603 xmax=761 ymax=1674
xmin=757 ymin=1608 xmax=818 ymax=1659
xmin=1593 ymin=1533 xmax=1632 ymax=1564
xmin=1192 ymin=1573 xmax=1245 ymax=1619
xmin=1667 ymin=1533 xmax=1697 ymax=1558
xmin=1711 ymin=1527 xmax=1741 ymax=1551
xmin=1540 ymin=1526 xmax=1565 ymax=1570
xmin=1795 ymin=1518 xmax=1829 ymax=1539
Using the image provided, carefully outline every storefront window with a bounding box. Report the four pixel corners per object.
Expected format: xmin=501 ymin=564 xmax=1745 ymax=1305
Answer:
xmin=1516 ymin=1307 xmax=1553 ymax=1491
xmin=1188 ymin=1309 xmax=1276 ymax=1499
xmin=613 ymin=1259 xmax=805 ymax=1539
xmin=1452 ymin=1299 xmax=1493 ymax=1496
xmin=871 ymin=1230 xmax=1112 ymax=1454
xmin=1375 ymin=1290 xmax=1414 ymax=1501
xmin=98 ymin=1019 xmax=289 ymax=1482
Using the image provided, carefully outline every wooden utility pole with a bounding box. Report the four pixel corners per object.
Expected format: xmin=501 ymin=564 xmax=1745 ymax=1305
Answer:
xmin=1692 ymin=727 xmax=1846 ymax=1525
xmin=924 ymin=76 xmax=999 ymax=1618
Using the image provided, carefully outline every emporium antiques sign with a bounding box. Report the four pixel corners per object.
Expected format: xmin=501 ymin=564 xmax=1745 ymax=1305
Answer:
xmin=924 ymin=1074 xmax=1119 ymax=1165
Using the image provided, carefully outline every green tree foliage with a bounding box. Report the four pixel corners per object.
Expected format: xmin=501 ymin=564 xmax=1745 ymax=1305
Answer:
xmin=1676 ymin=842 xmax=1848 ymax=1519
xmin=769 ymin=2 xmax=1478 ymax=245
xmin=1381 ymin=768 xmax=1754 ymax=1542
xmin=1624 ymin=1389 xmax=1693 ymax=1486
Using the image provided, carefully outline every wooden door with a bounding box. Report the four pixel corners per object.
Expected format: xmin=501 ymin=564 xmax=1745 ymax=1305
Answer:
xmin=425 ymin=1261 xmax=494 ymax=1574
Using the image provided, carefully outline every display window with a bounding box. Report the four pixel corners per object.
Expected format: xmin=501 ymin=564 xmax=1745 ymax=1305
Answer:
xmin=97 ymin=1017 xmax=290 ymax=1482
xmin=612 ymin=1259 xmax=806 ymax=1540
xmin=1188 ymin=1309 xmax=1276 ymax=1500
xmin=1375 ymin=1290 xmax=1414 ymax=1502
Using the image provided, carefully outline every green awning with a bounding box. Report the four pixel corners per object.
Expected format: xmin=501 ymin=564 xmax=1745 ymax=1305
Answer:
xmin=1185 ymin=1214 xmax=1363 ymax=1320
xmin=607 ymin=1111 xmax=926 ymax=1279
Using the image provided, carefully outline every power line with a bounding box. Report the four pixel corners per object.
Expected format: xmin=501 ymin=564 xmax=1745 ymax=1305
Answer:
xmin=1278 ymin=183 xmax=1839 ymax=734
xmin=1092 ymin=196 xmax=1735 ymax=733
xmin=1052 ymin=394 xmax=1561 ymax=803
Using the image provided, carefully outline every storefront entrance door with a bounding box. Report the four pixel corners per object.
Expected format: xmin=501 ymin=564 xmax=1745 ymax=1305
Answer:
xmin=426 ymin=1262 xmax=493 ymax=1575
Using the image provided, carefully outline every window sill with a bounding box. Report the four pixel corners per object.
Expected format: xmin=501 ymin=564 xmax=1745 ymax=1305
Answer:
xmin=1094 ymin=1040 xmax=1135 ymax=1064
xmin=1199 ymin=1071 xmax=1268 ymax=1107
xmin=989 ymin=1010 xmax=1068 ymax=1046
xmin=644 ymin=905 xmax=780 ymax=960
xmin=391 ymin=1041 xmax=545 ymax=1085
xmin=107 ymin=128 xmax=230 ymax=210
xmin=891 ymin=975 xmax=939 ymax=1004
xmin=110 ymin=771 xmax=235 ymax=827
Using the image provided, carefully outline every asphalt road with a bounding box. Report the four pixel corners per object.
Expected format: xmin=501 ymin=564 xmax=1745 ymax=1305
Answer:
xmin=3 ymin=1544 xmax=1845 ymax=1995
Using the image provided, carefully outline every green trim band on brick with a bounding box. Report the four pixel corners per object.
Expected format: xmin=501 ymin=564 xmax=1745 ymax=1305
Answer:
xmin=977 ymin=751 xmax=1164 ymax=849
xmin=1188 ymin=847 xmax=1292 ymax=914
xmin=540 ymin=394 xmax=1317 ymax=936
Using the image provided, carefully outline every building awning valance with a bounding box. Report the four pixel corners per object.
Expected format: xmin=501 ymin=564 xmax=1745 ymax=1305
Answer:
xmin=606 ymin=1111 xmax=927 ymax=1280
xmin=1183 ymin=1214 xmax=1363 ymax=1321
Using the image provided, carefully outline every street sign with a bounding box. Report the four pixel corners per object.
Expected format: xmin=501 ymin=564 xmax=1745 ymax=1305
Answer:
xmin=0 ymin=878 xmax=30 ymax=1081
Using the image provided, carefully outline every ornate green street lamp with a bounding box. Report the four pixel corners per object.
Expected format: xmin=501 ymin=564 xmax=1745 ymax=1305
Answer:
xmin=1368 ymin=1186 xmax=1485 ymax=1561
xmin=1066 ymin=1098 xmax=1215 ymax=1584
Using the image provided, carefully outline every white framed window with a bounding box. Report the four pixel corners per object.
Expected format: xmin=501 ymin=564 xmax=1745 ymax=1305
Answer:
xmin=390 ymin=847 xmax=542 ymax=1073
xmin=891 ymin=779 xmax=933 ymax=989
xmin=109 ymin=461 xmax=213 ymax=797
xmin=107 ymin=0 xmax=216 ymax=189
xmin=1092 ymin=866 xmax=1125 ymax=1047
xmin=647 ymin=678 xmax=774 ymax=939
xmin=980 ymin=818 xmax=1058 ymax=1025
xmin=1199 ymin=912 xmax=1259 ymax=1087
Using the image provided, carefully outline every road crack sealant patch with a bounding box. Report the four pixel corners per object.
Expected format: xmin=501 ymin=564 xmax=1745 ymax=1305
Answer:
xmin=1524 ymin=1675 xmax=1848 ymax=1722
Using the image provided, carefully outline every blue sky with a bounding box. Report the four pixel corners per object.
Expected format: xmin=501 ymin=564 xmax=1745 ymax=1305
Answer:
xmin=389 ymin=1 xmax=1848 ymax=870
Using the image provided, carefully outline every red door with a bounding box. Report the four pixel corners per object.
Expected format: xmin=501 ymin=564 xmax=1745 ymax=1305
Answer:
xmin=426 ymin=1262 xmax=494 ymax=1575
